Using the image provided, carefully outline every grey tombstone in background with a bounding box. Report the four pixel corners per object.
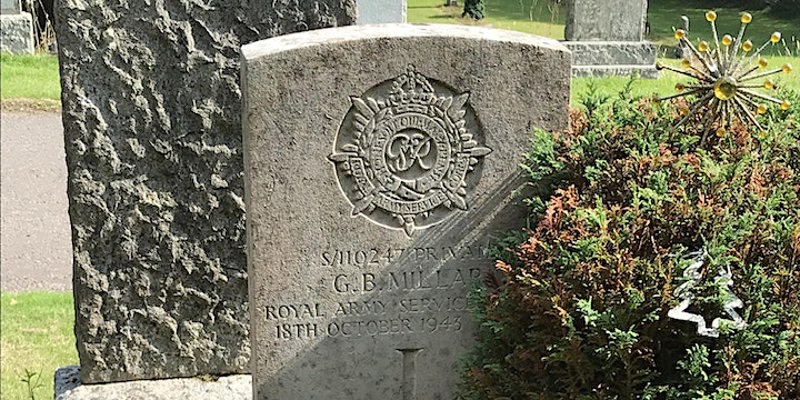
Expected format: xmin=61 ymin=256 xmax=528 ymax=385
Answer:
xmin=563 ymin=0 xmax=658 ymax=77
xmin=242 ymin=24 xmax=570 ymax=400
xmin=0 ymin=0 xmax=33 ymax=53
xmin=565 ymin=0 xmax=648 ymax=41
xmin=53 ymin=0 xmax=356 ymax=395
xmin=357 ymin=0 xmax=406 ymax=24
xmin=0 ymin=0 xmax=18 ymax=13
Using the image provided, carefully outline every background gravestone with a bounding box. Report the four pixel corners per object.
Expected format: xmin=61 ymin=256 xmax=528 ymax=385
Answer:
xmin=357 ymin=0 xmax=406 ymax=24
xmin=565 ymin=0 xmax=648 ymax=41
xmin=54 ymin=0 xmax=356 ymax=385
xmin=1 ymin=0 xmax=33 ymax=53
xmin=242 ymin=24 xmax=570 ymax=399
xmin=563 ymin=0 xmax=658 ymax=77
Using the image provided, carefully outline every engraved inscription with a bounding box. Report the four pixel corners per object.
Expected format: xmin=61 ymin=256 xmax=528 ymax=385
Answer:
xmin=333 ymin=268 xmax=481 ymax=293
xmin=267 ymin=314 xmax=465 ymax=340
xmin=329 ymin=65 xmax=492 ymax=236
xmin=265 ymin=245 xmax=490 ymax=341
xmin=320 ymin=245 xmax=486 ymax=268
xmin=266 ymin=298 xmax=467 ymax=340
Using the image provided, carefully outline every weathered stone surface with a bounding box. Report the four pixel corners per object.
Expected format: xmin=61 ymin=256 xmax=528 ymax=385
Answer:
xmin=562 ymin=0 xmax=657 ymax=77
xmin=1 ymin=12 xmax=33 ymax=54
xmin=54 ymin=366 xmax=251 ymax=400
xmin=1 ymin=0 xmax=19 ymax=12
xmin=54 ymin=0 xmax=356 ymax=384
xmin=564 ymin=0 xmax=648 ymax=41
xmin=564 ymin=41 xmax=658 ymax=77
xmin=571 ymin=64 xmax=659 ymax=78
xmin=242 ymin=24 xmax=570 ymax=400
xmin=356 ymin=0 xmax=406 ymax=24
xmin=564 ymin=41 xmax=656 ymax=65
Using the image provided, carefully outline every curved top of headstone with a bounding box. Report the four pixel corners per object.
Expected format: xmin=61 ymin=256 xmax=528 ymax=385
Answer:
xmin=242 ymin=23 xmax=569 ymax=61
xmin=242 ymin=22 xmax=571 ymax=400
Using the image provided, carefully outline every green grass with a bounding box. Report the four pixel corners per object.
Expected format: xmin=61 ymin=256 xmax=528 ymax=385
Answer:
xmin=408 ymin=0 xmax=800 ymax=55
xmin=408 ymin=0 xmax=565 ymax=38
xmin=0 ymin=12 xmax=796 ymax=400
xmin=571 ymin=56 xmax=800 ymax=106
xmin=1 ymin=2 xmax=797 ymax=104
xmin=407 ymin=1 xmax=800 ymax=104
xmin=647 ymin=0 xmax=800 ymax=53
xmin=1 ymin=292 xmax=77 ymax=400
xmin=0 ymin=53 xmax=61 ymax=100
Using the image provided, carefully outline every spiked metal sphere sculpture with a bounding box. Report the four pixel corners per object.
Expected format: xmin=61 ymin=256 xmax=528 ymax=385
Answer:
xmin=657 ymin=11 xmax=792 ymax=142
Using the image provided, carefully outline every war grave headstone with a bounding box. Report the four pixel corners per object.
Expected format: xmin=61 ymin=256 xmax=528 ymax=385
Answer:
xmin=563 ymin=0 xmax=658 ymax=77
xmin=242 ymin=24 xmax=570 ymax=399
xmin=357 ymin=0 xmax=406 ymax=24
xmin=0 ymin=0 xmax=33 ymax=53
xmin=53 ymin=1 xmax=356 ymax=398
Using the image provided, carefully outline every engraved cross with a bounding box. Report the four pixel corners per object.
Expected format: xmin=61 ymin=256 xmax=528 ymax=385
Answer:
xmin=397 ymin=348 xmax=423 ymax=400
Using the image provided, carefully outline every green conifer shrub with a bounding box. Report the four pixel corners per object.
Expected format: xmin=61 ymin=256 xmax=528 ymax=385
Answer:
xmin=463 ymin=84 xmax=800 ymax=400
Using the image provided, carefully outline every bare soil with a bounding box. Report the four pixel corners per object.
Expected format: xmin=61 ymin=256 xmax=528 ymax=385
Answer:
xmin=0 ymin=99 xmax=61 ymax=114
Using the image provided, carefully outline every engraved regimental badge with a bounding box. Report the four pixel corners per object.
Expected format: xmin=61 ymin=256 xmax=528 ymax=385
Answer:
xmin=329 ymin=65 xmax=491 ymax=236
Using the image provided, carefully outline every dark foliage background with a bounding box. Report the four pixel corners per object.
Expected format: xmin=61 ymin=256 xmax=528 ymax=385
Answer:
xmin=718 ymin=0 xmax=800 ymax=13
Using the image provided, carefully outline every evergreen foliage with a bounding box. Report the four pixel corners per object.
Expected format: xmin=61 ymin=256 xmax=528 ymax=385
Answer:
xmin=463 ymin=81 xmax=800 ymax=399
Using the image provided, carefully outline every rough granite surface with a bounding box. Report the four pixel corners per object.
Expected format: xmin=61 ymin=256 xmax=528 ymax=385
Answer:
xmin=1 ymin=12 xmax=34 ymax=54
xmin=54 ymin=0 xmax=356 ymax=384
xmin=55 ymin=366 xmax=251 ymax=400
xmin=243 ymin=24 xmax=570 ymax=400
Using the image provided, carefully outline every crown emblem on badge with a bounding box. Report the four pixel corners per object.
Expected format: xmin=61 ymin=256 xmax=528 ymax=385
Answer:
xmin=329 ymin=65 xmax=492 ymax=236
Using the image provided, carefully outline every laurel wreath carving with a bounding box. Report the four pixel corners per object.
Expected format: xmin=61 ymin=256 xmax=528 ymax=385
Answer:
xmin=329 ymin=65 xmax=491 ymax=236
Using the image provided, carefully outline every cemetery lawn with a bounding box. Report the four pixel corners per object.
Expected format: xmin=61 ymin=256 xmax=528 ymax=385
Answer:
xmin=0 ymin=53 xmax=61 ymax=101
xmin=0 ymin=291 xmax=77 ymax=400
xmin=407 ymin=0 xmax=565 ymax=39
xmin=407 ymin=0 xmax=800 ymax=54
xmin=1 ymin=4 xmax=797 ymax=105
xmin=571 ymin=56 xmax=800 ymax=105
xmin=647 ymin=0 xmax=800 ymax=51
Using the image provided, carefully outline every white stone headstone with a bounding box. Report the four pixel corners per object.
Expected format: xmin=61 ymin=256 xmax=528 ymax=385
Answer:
xmin=242 ymin=24 xmax=570 ymax=400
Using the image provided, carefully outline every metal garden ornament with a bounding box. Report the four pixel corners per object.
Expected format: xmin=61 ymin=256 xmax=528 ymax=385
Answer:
xmin=657 ymin=11 xmax=793 ymax=142
xmin=667 ymin=248 xmax=746 ymax=338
